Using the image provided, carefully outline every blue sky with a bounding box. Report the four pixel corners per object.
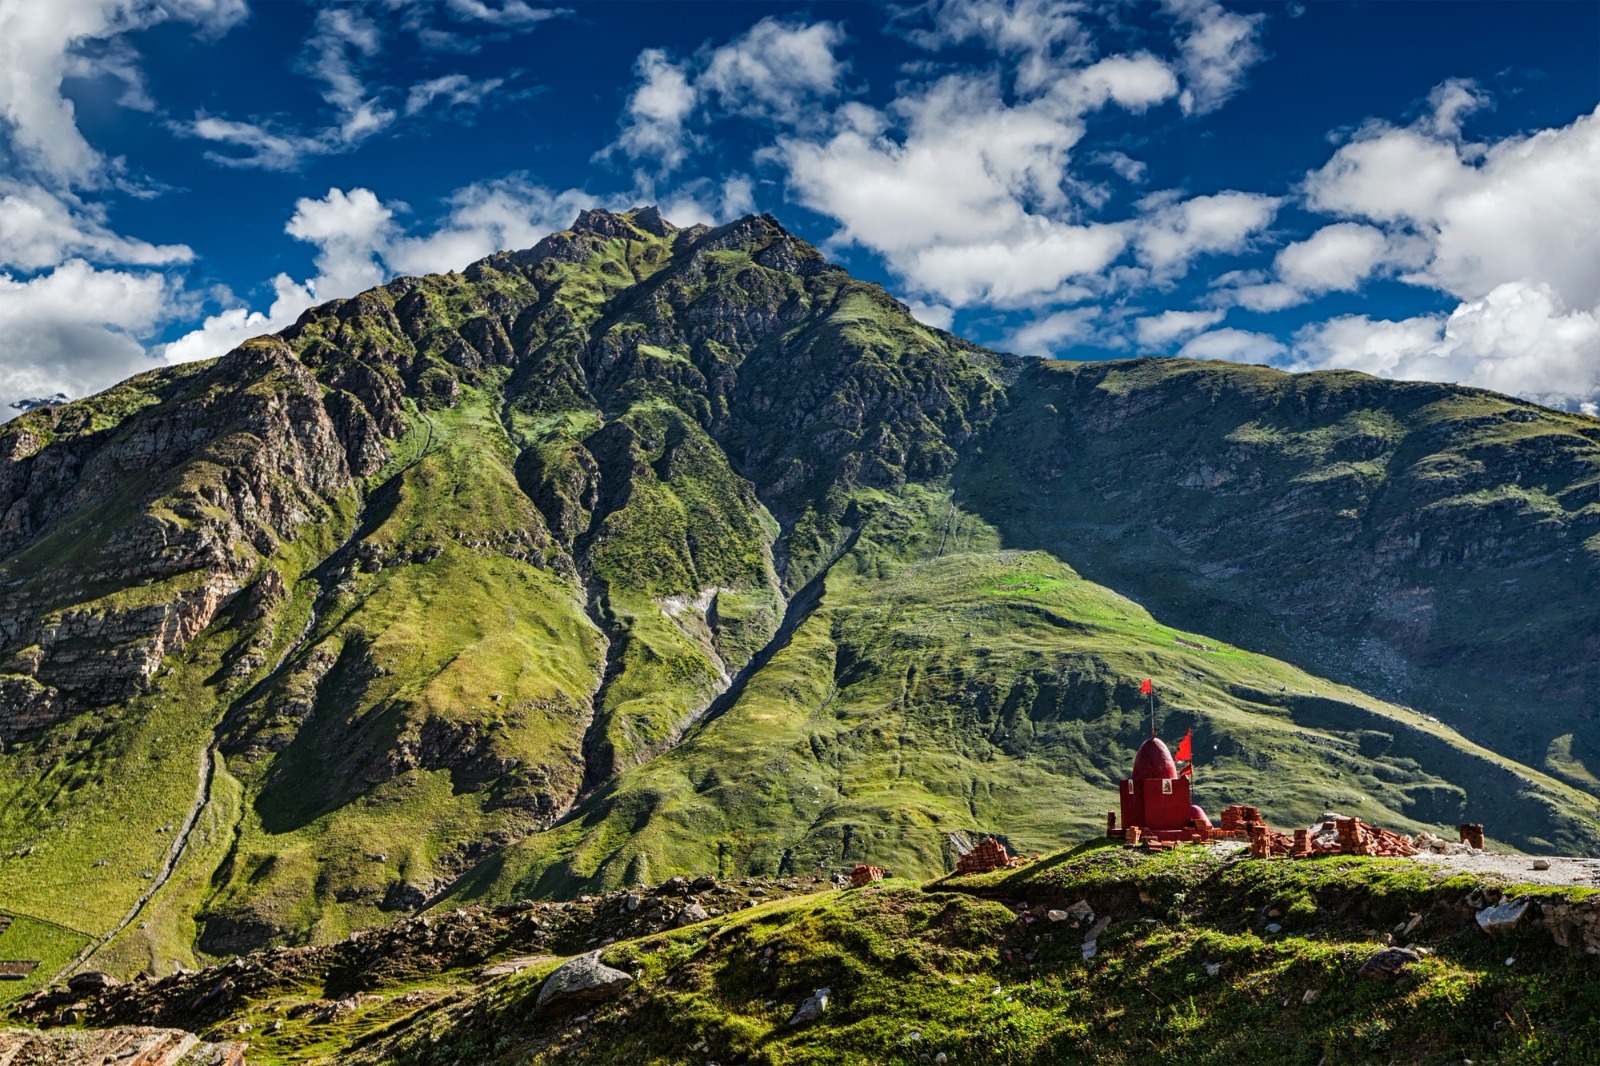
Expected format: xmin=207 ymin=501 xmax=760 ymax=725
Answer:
xmin=1 ymin=0 xmax=1597 ymax=419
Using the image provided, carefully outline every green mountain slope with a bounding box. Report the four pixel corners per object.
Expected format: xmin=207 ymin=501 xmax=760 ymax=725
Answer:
xmin=0 ymin=208 xmax=1596 ymax=995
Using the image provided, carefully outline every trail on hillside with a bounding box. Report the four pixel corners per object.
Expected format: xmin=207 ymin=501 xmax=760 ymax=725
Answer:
xmin=59 ymin=413 xmax=443 ymax=979
xmin=54 ymin=745 xmax=217 ymax=982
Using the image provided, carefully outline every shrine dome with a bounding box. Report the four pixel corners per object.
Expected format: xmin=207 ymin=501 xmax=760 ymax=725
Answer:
xmin=1131 ymin=736 xmax=1177 ymax=780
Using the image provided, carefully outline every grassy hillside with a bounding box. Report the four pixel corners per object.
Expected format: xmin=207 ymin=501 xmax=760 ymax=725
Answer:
xmin=960 ymin=358 xmax=1600 ymax=786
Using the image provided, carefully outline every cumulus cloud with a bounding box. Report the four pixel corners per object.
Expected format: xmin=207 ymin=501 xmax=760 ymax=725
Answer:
xmin=0 ymin=259 xmax=180 ymax=414
xmin=901 ymin=0 xmax=1089 ymax=95
xmin=1286 ymin=89 xmax=1600 ymax=409
xmin=1178 ymin=327 xmax=1285 ymax=362
xmin=607 ymin=49 xmax=700 ymax=174
xmin=1134 ymin=308 xmax=1226 ymax=347
xmin=1289 ymin=283 xmax=1600 ymax=412
xmin=164 ymin=179 xmax=629 ymax=365
xmin=775 ymin=73 xmax=1132 ymax=306
xmin=701 ymin=18 xmax=847 ymax=124
xmin=606 ymin=18 xmax=847 ymax=175
xmin=1165 ymin=0 xmax=1267 ymax=115
xmin=1305 ymin=100 xmax=1600 ymax=309
xmin=1006 ymin=307 xmax=1101 ymax=356
xmin=0 ymin=183 xmax=192 ymax=271
xmin=1131 ymin=190 xmax=1280 ymax=280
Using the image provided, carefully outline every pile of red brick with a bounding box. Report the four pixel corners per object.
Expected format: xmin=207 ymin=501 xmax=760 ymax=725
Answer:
xmin=1238 ymin=814 xmax=1419 ymax=859
xmin=849 ymin=863 xmax=885 ymax=887
xmin=956 ymin=837 xmax=1020 ymax=875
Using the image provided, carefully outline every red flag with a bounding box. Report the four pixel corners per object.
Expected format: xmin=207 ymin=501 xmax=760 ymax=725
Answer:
xmin=1178 ymin=763 xmax=1193 ymax=777
xmin=1139 ymin=678 xmax=1153 ymax=695
xmin=1173 ymin=730 xmax=1193 ymax=762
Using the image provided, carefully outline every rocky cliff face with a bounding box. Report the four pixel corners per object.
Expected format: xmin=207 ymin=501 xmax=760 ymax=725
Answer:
xmin=0 ymin=208 xmax=1596 ymax=984
xmin=0 ymin=342 xmax=379 ymax=739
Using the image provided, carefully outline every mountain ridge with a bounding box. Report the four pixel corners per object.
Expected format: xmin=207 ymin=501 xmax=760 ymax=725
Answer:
xmin=0 ymin=207 xmax=1595 ymax=994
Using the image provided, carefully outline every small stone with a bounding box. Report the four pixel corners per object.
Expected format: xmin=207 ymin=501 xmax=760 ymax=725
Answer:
xmin=1264 ymin=923 xmax=1282 ymax=934
xmin=788 ymin=987 xmax=831 ymax=1026
xmin=1357 ymin=946 xmax=1421 ymax=982
xmin=935 ymin=1055 xmax=949 ymax=1065
xmin=1203 ymin=962 xmax=1221 ymax=977
xmin=625 ymin=893 xmax=643 ymax=912
xmin=1532 ymin=859 xmax=1551 ymax=871
xmin=1301 ymin=988 xmax=1321 ymax=1005
xmin=1046 ymin=909 xmax=1069 ymax=922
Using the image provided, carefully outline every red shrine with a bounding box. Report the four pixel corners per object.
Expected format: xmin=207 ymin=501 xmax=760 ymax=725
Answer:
xmin=1108 ymin=736 xmax=1214 ymax=843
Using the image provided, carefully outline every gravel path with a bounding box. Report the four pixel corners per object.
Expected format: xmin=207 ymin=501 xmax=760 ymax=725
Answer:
xmin=1207 ymin=839 xmax=1600 ymax=887
xmin=1405 ymin=851 xmax=1600 ymax=887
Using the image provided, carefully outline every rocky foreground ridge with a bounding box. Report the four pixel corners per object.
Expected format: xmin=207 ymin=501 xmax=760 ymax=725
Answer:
xmin=8 ymin=844 xmax=1600 ymax=1065
xmin=0 ymin=207 xmax=1596 ymax=997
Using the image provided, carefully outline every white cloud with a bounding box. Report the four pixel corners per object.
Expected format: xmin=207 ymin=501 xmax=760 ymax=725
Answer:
xmin=1095 ymin=150 xmax=1148 ymax=184
xmin=163 ymin=179 xmax=620 ymax=366
xmin=0 ymin=0 xmax=245 ymax=186
xmin=1006 ymin=307 xmax=1100 ymax=356
xmin=1165 ymin=0 xmax=1267 ymax=115
xmin=902 ymin=0 xmax=1090 ymax=96
xmin=607 ymin=48 xmax=699 ymax=174
xmin=0 ymin=182 xmax=192 ymax=271
xmin=701 ymin=18 xmax=847 ymax=124
xmin=442 ymin=0 xmax=568 ymax=27
xmin=776 ymin=73 xmax=1134 ymax=307
xmin=1275 ymin=222 xmax=1390 ymax=294
xmin=1049 ymin=53 xmax=1178 ymax=115
xmin=190 ymin=7 xmax=400 ymax=169
xmin=1134 ymin=308 xmax=1225 ymax=347
xmin=404 ymin=73 xmax=505 ymax=116
xmin=1287 ymin=90 xmax=1600 ymax=408
xmin=1177 ymin=327 xmax=1285 ymax=362
xmin=0 ymin=259 xmax=179 ymax=415
xmin=1132 ymin=190 xmax=1280 ymax=279
xmin=908 ymin=301 xmax=955 ymax=331
xmin=1289 ymin=283 xmax=1600 ymax=411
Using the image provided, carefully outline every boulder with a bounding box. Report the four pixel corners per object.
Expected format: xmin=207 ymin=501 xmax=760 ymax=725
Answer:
xmin=676 ymin=902 xmax=710 ymax=926
xmin=1477 ymin=897 xmax=1531 ymax=935
xmin=66 ymin=971 xmax=122 ymax=995
xmin=534 ymin=952 xmax=634 ymax=1014
xmin=788 ymin=987 xmax=831 ymax=1026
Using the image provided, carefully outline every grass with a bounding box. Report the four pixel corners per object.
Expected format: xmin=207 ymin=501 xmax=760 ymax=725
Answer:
xmin=0 ymin=914 xmax=91 ymax=1006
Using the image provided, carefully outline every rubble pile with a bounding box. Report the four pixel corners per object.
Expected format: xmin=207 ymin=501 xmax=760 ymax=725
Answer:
xmin=9 ymin=873 xmax=826 ymax=1032
xmin=1409 ymin=831 xmax=1481 ymax=856
xmin=1228 ymin=812 xmax=1421 ymax=859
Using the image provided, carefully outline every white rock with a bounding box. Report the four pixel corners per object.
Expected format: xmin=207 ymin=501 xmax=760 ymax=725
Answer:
xmin=1476 ymin=898 xmax=1530 ymax=935
xmin=788 ymin=987 xmax=831 ymax=1026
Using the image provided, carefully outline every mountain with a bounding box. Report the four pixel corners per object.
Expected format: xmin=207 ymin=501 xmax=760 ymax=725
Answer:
xmin=5 ymin=394 xmax=69 ymax=415
xmin=0 ymin=208 xmax=1596 ymax=994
